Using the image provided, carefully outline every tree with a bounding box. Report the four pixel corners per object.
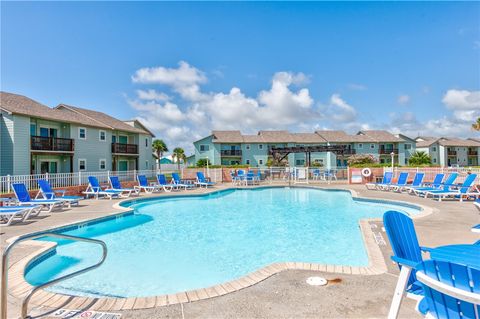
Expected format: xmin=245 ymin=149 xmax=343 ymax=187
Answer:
xmin=152 ymin=139 xmax=168 ymax=171
xmin=196 ymin=158 xmax=211 ymax=167
xmin=472 ymin=117 xmax=480 ymax=131
xmin=172 ymin=147 xmax=186 ymax=170
xmin=408 ymin=151 xmax=431 ymax=166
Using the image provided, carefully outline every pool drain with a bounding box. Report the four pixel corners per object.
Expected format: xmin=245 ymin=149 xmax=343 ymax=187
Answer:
xmin=306 ymin=276 xmax=328 ymax=286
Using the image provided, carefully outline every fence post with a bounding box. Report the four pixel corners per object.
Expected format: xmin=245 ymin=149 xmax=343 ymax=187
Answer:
xmin=45 ymin=172 xmax=49 ymax=181
xmin=133 ymin=169 xmax=137 ymax=182
xmin=107 ymin=170 xmax=110 ymax=179
xmin=7 ymin=175 xmax=11 ymax=194
xmin=78 ymin=171 xmax=81 ymax=186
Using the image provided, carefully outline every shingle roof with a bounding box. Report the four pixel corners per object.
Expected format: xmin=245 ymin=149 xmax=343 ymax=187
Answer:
xmin=438 ymin=138 xmax=480 ymax=147
xmin=212 ymin=130 xmax=244 ymax=143
xmin=0 ymin=91 xmax=108 ymax=128
xmin=315 ymin=130 xmax=373 ymax=142
xmin=291 ymin=133 xmax=326 ymax=143
xmin=56 ymin=104 xmax=151 ymax=135
xmin=357 ymin=130 xmax=404 ymax=142
xmin=0 ymin=91 xmax=153 ymax=135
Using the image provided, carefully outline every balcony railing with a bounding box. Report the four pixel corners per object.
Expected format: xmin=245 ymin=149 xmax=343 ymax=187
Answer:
xmin=379 ymin=148 xmax=399 ymax=155
xmin=221 ymin=150 xmax=242 ymax=156
xmin=468 ymin=150 xmax=478 ymax=156
xmin=342 ymin=149 xmax=356 ymax=155
xmin=447 ymin=150 xmax=457 ymax=156
xmin=111 ymin=143 xmax=138 ymax=154
xmin=31 ymin=136 xmax=74 ymax=152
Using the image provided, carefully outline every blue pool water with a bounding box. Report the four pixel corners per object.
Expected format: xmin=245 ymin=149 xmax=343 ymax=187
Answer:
xmin=25 ymin=187 xmax=420 ymax=297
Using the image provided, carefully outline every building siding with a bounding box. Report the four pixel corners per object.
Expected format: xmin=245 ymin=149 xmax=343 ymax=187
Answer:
xmin=12 ymin=115 xmax=31 ymax=175
xmin=0 ymin=112 xmax=14 ymax=175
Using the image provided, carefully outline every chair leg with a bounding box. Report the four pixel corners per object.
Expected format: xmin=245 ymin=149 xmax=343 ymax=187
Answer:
xmin=388 ymin=266 xmax=412 ymax=319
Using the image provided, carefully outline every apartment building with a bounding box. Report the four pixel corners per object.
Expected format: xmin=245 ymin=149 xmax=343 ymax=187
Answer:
xmin=0 ymin=92 xmax=154 ymax=175
xmin=193 ymin=130 xmax=416 ymax=168
xmin=415 ymin=137 xmax=480 ymax=167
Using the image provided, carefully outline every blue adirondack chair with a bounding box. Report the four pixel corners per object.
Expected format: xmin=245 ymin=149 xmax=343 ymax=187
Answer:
xmin=413 ymin=259 xmax=480 ymax=319
xmin=383 ymin=210 xmax=433 ymax=319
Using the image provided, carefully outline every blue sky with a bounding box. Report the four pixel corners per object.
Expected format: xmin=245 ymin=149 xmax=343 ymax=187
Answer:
xmin=2 ymin=1 xmax=479 ymax=152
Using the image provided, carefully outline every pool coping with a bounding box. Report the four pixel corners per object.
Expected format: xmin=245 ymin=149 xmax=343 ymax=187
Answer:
xmin=7 ymin=184 xmax=436 ymax=312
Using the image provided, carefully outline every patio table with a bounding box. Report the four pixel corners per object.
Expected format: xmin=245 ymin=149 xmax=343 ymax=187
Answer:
xmin=429 ymin=244 xmax=480 ymax=269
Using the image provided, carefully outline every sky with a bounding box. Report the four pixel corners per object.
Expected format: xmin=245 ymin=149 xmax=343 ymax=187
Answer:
xmin=1 ymin=1 xmax=479 ymax=153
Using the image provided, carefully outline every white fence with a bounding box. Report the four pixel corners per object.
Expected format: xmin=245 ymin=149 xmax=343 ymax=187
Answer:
xmin=390 ymin=166 xmax=480 ymax=183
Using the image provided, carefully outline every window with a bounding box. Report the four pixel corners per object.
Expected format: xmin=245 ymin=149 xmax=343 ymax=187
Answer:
xmin=433 ymin=158 xmax=437 ymax=163
xmin=79 ymin=159 xmax=87 ymax=171
xmin=145 ymin=160 xmax=149 ymax=169
xmin=296 ymin=159 xmax=305 ymax=166
xmin=40 ymin=127 xmax=49 ymax=137
xmin=99 ymin=159 xmax=106 ymax=170
xmin=405 ymin=158 xmax=408 ymax=165
xmin=432 ymin=146 xmax=437 ymax=152
xmin=30 ymin=124 xmax=36 ymax=136
xmin=246 ymin=144 xmax=251 ymax=150
xmin=358 ymin=143 xmax=363 ymax=149
xmin=246 ymin=159 xmax=250 ymax=165
xmin=112 ymin=135 xmax=117 ymax=143
xmin=258 ymin=144 xmax=264 ymax=150
xmin=99 ymin=130 xmax=106 ymax=141
xmin=200 ymin=144 xmax=209 ymax=152
xmin=78 ymin=127 xmax=87 ymax=140
xmin=259 ymin=159 xmax=263 ymax=165
xmin=145 ymin=138 xmax=148 ymax=147
xmin=370 ymin=144 xmax=375 ymax=149
xmin=404 ymin=144 xmax=412 ymax=150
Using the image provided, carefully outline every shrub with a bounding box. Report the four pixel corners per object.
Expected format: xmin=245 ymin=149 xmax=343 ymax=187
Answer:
xmin=196 ymin=158 xmax=211 ymax=167
xmin=347 ymin=154 xmax=378 ymax=166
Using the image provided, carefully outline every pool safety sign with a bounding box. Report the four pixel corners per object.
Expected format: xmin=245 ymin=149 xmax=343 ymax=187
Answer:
xmin=50 ymin=309 xmax=121 ymax=319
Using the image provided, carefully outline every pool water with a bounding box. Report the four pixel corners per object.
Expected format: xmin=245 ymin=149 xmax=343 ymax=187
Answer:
xmin=25 ymin=187 xmax=420 ymax=297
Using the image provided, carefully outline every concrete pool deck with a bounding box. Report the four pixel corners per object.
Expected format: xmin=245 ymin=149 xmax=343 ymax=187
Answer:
xmin=1 ymin=182 xmax=479 ymax=318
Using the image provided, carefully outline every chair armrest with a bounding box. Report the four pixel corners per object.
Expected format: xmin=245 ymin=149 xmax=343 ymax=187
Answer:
xmin=391 ymin=256 xmax=419 ymax=269
xmin=419 ymin=246 xmax=433 ymax=253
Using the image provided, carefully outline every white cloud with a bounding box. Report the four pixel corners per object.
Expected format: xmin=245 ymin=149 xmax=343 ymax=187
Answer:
xmin=136 ymin=89 xmax=170 ymax=102
xmin=397 ymin=94 xmax=410 ymax=105
xmin=326 ymin=94 xmax=357 ymax=123
xmin=442 ymin=89 xmax=480 ymax=110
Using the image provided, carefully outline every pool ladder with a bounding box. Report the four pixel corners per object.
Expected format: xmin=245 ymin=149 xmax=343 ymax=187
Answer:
xmin=1 ymin=233 xmax=108 ymax=319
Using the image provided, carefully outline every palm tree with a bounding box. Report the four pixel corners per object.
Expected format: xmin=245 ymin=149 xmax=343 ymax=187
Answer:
xmin=152 ymin=139 xmax=168 ymax=170
xmin=472 ymin=117 xmax=480 ymax=131
xmin=408 ymin=151 xmax=431 ymax=166
xmin=172 ymin=147 xmax=186 ymax=170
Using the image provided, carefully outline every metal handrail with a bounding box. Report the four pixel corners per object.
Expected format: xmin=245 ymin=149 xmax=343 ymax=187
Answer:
xmin=1 ymin=232 xmax=107 ymax=319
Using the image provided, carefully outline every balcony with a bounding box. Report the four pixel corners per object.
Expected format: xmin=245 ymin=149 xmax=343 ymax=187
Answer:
xmin=379 ymin=148 xmax=399 ymax=155
xmin=31 ymin=136 xmax=74 ymax=153
xmin=468 ymin=150 xmax=478 ymax=156
xmin=221 ymin=150 xmax=242 ymax=156
xmin=447 ymin=150 xmax=457 ymax=156
xmin=111 ymin=143 xmax=138 ymax=155
xmin=342 ymin=149 xmax=356 ymax=155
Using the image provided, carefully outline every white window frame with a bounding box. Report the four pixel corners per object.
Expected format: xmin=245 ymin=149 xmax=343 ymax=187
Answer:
xmin=200 ymin=144 xmax=209 ymax=152
xmin=145 ymin=138 xmax=148 ymax=148
xmin=358 ymin=143 xmax=363 ymax=149
xmin=259 ymin=159 xmax=263 ymax=165
xmin=78 ymin=127 xmax=87 ymax=140
xmin=246 ymin=144 xmax=251 ymax=150
xmin=99 ymin=130 xmax=106 ymax=142
xmin=432 ymin=146 xmax=437 ymax=152
xmin=258 ymin=144 xmax=264 ymax=150
xmin=78 ymin=159 xmax=87 ymax=171
xmin=99 ymin=159 xmax=106 ymax=170
xmin=370 ymin=144 xmax=375 ymax=149
xmin=404 ymin=143 xmax=412 ymax=150
xmin=246 ymin=159 xmax=250 ymax=165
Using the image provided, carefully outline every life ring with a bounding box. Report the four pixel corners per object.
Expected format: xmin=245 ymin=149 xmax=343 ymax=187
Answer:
xmin=361 ymin=168 xmax=372 ymax=177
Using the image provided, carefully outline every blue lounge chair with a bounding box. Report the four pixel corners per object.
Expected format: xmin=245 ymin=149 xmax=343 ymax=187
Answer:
xmin=404 ymin=173 xmax=444 ymax=193
xmin=365 ymin=171 xmax=393 ymax=190
xmin=36 ymin=179 xmax=82 ymax=207
xmin=109 ymin=176 xmax=138 ymax=197
xmin=0 ymin=205 xmax=42 ymax=226
xmin=383 ymin=210 xmax=432 ymax=319
xmin=397 ymin=172 xmax=424 ymax=193
xmin=413 ymin=173 xmax=458 ymax=196
xmin=12 ymin=183 xmax=65 ymax=212
xmin=171 ymin=173 xmax=195 ymax=190
xmin=156 ymin=174 xmax=174 ymax=192
xmin=135 ymin=175 xmax=159 ymax=193
xmin=195 ymin=172 xmax=215 ymax=188
xmin=424 ymin=173 xmax=478 ymax=201
xmin=83 ymin=176 xmax=122 ymax=199
xmin=472 ymin=224 xmax=480 ymax=233
xmin=413 ymin=260 xmax=480 ymax=319
xmin=388 ymin=172 xmax=409 ymax=192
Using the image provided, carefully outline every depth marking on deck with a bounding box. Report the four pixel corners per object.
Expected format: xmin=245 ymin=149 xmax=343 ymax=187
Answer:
xmin=49 ymin=309 xmax=121 ymax=319
xmin=373 ymin=232 xmax=386 ymax=246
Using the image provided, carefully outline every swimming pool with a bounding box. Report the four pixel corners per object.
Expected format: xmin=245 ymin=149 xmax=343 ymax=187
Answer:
xmin=25 ymin=187 xmax=420 ymax=297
